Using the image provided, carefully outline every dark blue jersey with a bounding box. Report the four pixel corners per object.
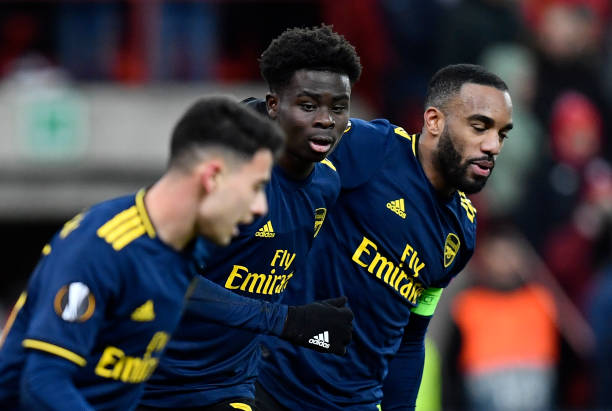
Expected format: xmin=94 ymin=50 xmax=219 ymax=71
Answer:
xmin=258 ymin=119 xmax=477 ymax=409
xmin=0 ymin=190 xmax=197 ymax=410
xmin=142 ymin=163 xmax=340 ymax=407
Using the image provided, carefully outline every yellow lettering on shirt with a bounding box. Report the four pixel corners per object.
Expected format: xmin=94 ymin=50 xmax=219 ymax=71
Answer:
xmin=223 ymin=249 xmax=297 ymax=296
xmin=351 ymin=236 xmax=426 ymax=305
xmin=94 ymin=331 xmax=169 ymax=384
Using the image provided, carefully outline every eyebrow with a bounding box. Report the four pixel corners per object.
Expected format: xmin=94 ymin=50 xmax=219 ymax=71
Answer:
xmin=468 ymin=114 xmax=513 ymax=131
xmin=297 ymin=90 xmax=350 ymax=102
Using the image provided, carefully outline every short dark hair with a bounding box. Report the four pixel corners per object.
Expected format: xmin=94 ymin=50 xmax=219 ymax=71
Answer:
xmin=424 ymin=64 xmax=509 ymax=111
xmin=259 ymin=24 xmax=362 ymax=92
xmin=169 ymin=96 xmax=284 ymax=170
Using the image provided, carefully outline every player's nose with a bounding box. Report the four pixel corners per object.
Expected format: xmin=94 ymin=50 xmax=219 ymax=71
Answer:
xmin=314 ymin=107 xmax=335 ymax=129
xmin=481 ymin=130 xmax=502 ymax=155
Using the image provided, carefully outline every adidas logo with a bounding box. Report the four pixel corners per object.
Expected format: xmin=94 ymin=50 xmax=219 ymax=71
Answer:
xmin=255 ymin=220 xmax=275 ymax=238
xmin=131 ymin=300 xmax=155 ymax=322
xmin=386 ymin=199 xmax=406 ymax=218
xmin=308 ymin=331 xmax=330 ymax=349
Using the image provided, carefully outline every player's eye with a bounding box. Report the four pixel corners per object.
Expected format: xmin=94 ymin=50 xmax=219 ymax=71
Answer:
xmin=471 ymin=125 xmax=486 ymax=132
xmin=332 ymin=105 xmax=347 ymax=114
xmin=300 ymin=102 xmax=316 ymax=111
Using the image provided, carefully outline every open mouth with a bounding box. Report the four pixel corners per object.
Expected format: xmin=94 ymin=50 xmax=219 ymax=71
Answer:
xmin=470 ymin=160 xmax=494 ymax=177
xmin=309 ymin=136 xmax=334 ymax=154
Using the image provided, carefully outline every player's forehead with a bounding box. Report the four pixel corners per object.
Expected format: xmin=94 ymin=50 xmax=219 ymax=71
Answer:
xmin=283 ymin=69 xmax=351 ymax=100
xmin=452 ymin=83 xmax=513 ymax=121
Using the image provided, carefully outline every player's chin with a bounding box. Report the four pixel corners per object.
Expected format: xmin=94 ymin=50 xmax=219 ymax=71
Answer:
xmin=461 ymin=178 xmax=488 ymax=194
xmin=458 ymin=173 xmax=489 ymax=194
xmin=306 ymin=150 xmax=330 ymax=163
xmin=211 ymin=231 xmax=233 ymax=246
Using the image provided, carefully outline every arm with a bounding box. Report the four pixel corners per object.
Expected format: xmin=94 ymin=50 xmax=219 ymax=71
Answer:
xmin=329 ymin=118 xmax=393 ymax=190
xmin=21 ymin=351 xmax=92 ymax=410
xmin=381 ymin=313 xmax=431 ymax=410
xmin=19 ymin=228 xmax=117 ymax=409
xmin=187 ymin=277 xmax=353 ymax=355
xmin=382 ymin=287 xmax=443 ymax=409
xmin=187 ymin=276 xmax=288 ymax=335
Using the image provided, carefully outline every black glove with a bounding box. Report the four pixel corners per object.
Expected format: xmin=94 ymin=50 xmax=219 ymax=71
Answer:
xmin=280 ymin=296 xmax=354 ymax=355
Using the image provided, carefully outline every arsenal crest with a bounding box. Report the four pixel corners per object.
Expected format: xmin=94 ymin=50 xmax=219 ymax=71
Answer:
xmin=444 ymin=233 xmax=460 ymax=268
xmin=313 ymin=208 xmax=327 ymax=238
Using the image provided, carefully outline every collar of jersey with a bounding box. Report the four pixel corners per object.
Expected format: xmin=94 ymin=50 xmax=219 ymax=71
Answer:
xmin=135 ymin=188 xmax=156 ymax=239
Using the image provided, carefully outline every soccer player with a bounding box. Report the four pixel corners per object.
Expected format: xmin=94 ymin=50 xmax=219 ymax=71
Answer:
xmin=140 ymin=25 xmax=362 ymax=411
xmin=0 ymin=96 xmax=350 ymax=410
xmin=256 ymin=64 xmax=514 ymax=410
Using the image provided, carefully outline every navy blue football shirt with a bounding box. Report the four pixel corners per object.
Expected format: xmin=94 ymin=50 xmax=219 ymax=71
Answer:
xmin=0 ymin=190 xmax=197 ymax=410
xmin=141 ymin=162 xmax=340 ymax=407
xmin=0 ymin=189 xmax=288 ymax=410
xmin=258 ymin=119 xmax=477 ymax=409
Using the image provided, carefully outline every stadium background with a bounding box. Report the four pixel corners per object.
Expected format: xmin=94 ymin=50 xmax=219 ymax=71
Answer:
xmin=0 ymin=1 xmax=611 ymax=409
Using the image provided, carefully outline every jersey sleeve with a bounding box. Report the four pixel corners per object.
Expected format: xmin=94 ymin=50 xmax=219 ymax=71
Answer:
xmin=21 ymin=351 xmax=93 ymax=410
xmin=187 ymin=276 xmax=288 ymax=336
xmin=381 ymin=314 xmax=431 ymax=410
xmin=431 ymin=247 xmax=475 ymax=289
xmin=329 ymin=118 xmax=395 ymax=189
xmin=23 ymin=238 xmax=119 ymax=368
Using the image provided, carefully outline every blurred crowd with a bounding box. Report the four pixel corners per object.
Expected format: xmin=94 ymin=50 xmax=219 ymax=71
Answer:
xmin=1 ymin=0 xmax=611 ymax=409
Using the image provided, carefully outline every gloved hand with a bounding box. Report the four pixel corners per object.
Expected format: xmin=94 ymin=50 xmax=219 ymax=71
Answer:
xmin=280 ymin=296 xmax=353 ymax=355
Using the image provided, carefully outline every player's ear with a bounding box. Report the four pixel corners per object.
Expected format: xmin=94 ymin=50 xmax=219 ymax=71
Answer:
xmin=423 ymin=106 xmax=445 ymax=137
xmin=266 ymin=93 xmax=279 ymax=120
xmin=199 ymin=159 xmax=224 ymax=194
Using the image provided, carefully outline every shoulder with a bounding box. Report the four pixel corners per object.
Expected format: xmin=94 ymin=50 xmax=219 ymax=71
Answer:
xmin=313 ymin=160 xmax=341 ymax=202
xmin=347 ymin=118 xmax=413 ymax=139
xmin=330 ymin=119 xmax=417 ymax=189
xmin=331 ymin=118 xmax=398 ymax=163
xmin=343 ymin=118 xmax=394 ymax=139
xmin=91 ymin=191 xmax=156 ymax=253
xmin=339 ymin=118 xmax=417 ymax=156
xmin=526 ymin=284 xmax=557 ymax=313
xmin=49 ymin=192 xmax=153 ymax=269
xmin=315 ymin=159 xmax=340 ymax=188
xmin=314 ymin=159 xmax=341 ymax=187
xmin=454 ymin=191 xmax=478 ymax=229
xmin=30 ymin=198 xmax=140 ymax=300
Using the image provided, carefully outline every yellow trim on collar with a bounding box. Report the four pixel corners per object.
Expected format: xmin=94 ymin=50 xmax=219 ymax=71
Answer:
xmin=135 ymin=189 xmax=156 ymax=239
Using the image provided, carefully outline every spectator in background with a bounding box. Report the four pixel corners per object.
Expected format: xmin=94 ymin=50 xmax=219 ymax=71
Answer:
xmin=0 ymin=4 xmax=54 ymax=77
xmin=435 ymin=0 xmax=524 ymax=69
xmin=519 ymin=91 xmax=606 ymax=251
xmin=586 ymin=176 xmax=612 ymax=408
xmin=446 ymin=223 xmax=559 ymax=411
xmin=318 ymin=0 xmax=392 ymax=113
xmin=535 ymin=169 xmax=611 ymax=408
xmin=154 ymin=2 xmax=218 ymax=81
xmin=542 ymin=160 xmax=611 ymax=310
xmin=376 ymin=0 xmax=445 ymax=128
xmin=478 ymin=43 xmax=543 ymax=219
xmin=544 ymin=164 xmax=612 ymax=408
xmin=56 ymin=2 xmax=122 ymax=81
xmin=522 ymin=0 xmax=612 ymax=159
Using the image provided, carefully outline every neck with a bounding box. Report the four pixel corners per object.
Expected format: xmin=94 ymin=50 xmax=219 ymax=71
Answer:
xmin=417 ymin=132 xmax=455 ymax=199
xmin=144 ymin=173 xmax=198 ymax=250
xmin=277 ymin=151 xmax=315 ymax=180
